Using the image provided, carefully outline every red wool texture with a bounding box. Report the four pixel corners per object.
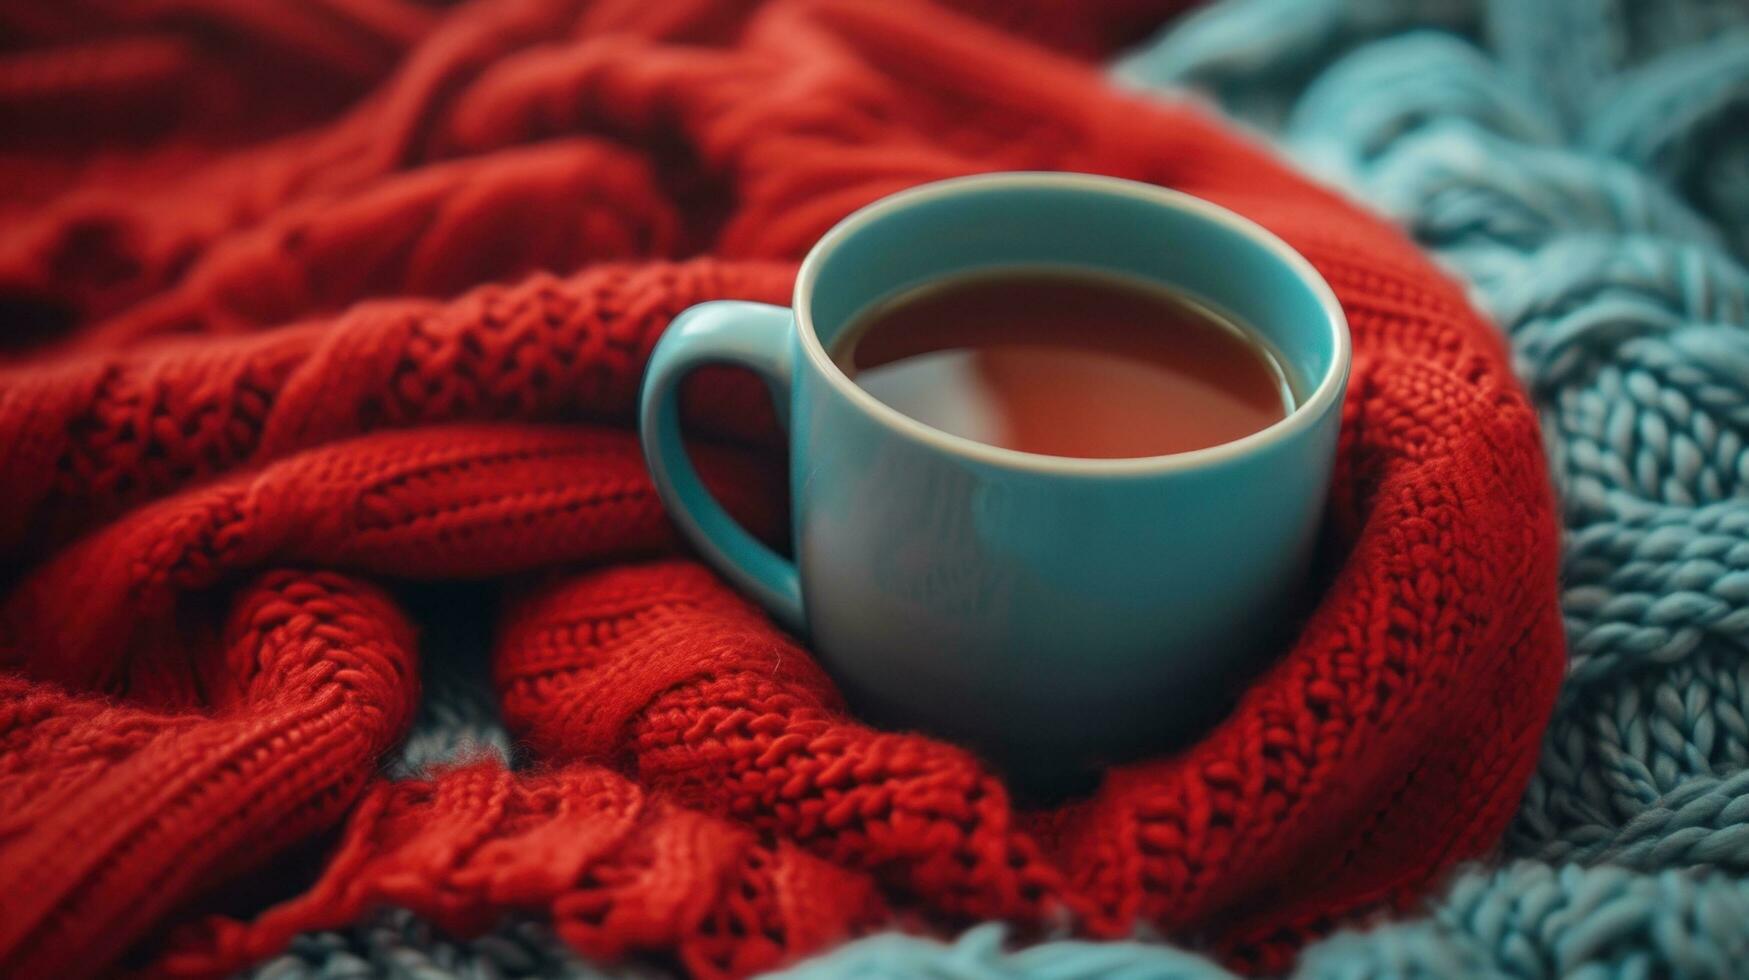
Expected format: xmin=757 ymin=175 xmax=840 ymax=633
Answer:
xmin=0 ymin=0 xmax=1565 ymax=977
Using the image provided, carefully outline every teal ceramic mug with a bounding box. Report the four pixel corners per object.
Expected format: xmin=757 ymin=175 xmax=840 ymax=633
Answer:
xmin=640 ymin=173 xmax=1349 ymax=777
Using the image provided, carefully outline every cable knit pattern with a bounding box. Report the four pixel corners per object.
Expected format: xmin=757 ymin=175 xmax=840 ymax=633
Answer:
xmin=0 ymin=1 xmax=1565 ymax=978
xmin=0 ymin=571 xmax=421 ymax=979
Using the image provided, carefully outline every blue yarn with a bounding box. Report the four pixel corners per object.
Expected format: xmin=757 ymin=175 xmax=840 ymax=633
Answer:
xmin=1580 ymin=33 xmax=1749 ymax=260
xmin=1284 ymin=33 xmax=1561 ymax=182
xmin=769 ymin=925 xmax=1237 ymax=980
xmin=1484 ymin=0 xmax=1749 ymax=120
xmin=1111 ymin=0 xmax=1479 ymax=128
xmin=769 ymin=865 xmax=1749 ymax=980
xmin=254 ymin=2 xmax=1749 ymax=978
xmin=1351 ymin=122 xmax=1726 ymax=296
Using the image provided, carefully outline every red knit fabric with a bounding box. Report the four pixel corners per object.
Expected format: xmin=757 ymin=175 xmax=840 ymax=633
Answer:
xmin=0 ymin=0 xmax=1564 ymax=977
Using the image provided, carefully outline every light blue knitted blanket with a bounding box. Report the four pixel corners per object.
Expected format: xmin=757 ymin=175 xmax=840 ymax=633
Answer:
xmin=255 ymin=1 xmax=1749 ymax=976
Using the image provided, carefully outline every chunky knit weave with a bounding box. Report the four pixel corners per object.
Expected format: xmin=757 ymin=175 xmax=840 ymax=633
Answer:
xmin=0 ymin=1 xmax=1564 ymax=977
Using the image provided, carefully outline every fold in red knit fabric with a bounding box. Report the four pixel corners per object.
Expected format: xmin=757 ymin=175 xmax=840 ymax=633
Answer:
xmin=0 ymin=0 xmax=1564 ymax=977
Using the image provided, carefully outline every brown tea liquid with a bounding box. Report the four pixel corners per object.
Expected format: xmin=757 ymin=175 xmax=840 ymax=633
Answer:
xmin=832 ymin=268 xmax=1291 ymax=459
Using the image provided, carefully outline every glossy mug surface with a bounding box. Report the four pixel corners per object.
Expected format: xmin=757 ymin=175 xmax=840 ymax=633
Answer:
xmin=639 ymin=173 xmax=1350 ymax=772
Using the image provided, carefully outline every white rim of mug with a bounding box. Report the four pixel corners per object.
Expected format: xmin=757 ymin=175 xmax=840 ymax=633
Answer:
xmin=792 ymin=172 xmax=1353 ymax=476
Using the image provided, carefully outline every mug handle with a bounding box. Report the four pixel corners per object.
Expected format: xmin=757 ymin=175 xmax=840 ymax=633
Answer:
xmin=639 ymin=301 xmax=804 ymax=630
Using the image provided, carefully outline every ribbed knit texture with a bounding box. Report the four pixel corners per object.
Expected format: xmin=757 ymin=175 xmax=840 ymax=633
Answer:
xmin=0 ymin=1 xmax=1563 ymax=977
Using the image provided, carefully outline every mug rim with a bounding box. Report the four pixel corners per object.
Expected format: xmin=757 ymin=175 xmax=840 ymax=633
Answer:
xmin=791 ymin=171 xmax=1352 ymax=476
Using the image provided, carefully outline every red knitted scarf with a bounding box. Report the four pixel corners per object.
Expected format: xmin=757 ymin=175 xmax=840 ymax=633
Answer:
xmin=0 ymin=1 xmax=1564 ymax=977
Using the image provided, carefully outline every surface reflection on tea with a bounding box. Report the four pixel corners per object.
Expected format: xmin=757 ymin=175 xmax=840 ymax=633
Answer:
xmin=833 ymin=268 xmax=1292 ymax=459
